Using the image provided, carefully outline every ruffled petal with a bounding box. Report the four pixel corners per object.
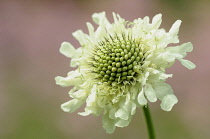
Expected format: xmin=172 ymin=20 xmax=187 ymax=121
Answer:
xmin=168 ymin=20 xmax=182 ymax=43
xmin=92 ymin=12 xmax=110 ymax=26
xmin=153 ymin=82 xmax=173 ymax=100
xmin=72 ymin=30 xmax=90 ymax=46
xmin=60 ymin=42 xmax=75 ymax=58
xmin=102 ymin=113 xmax=116 ymax=134
xmin=55 ymin=71 xmax=83 ymax=87
xmin=69 ymin=89 xmax=87 ymax=99
xmin=115 ymin=108 xmax=128 ymax=120
xmin=145 ymin=84 xmax=157 ymax=102
xmin=115 ymin=118 xmax=130 ymax=127
xmin=166 ymin=42 xmax=193 ymax=58
xmin=137 ymin=88 xmax=147 ymax=105
xmin=160 ymin=94 xmax=178 ymax=111
xmin=151 ymin=14 xmax=162 ymax=29
xmin=178 ymin=58 xmax=196 ymax=70
xmin=61 ymin=99 xmax=85 ymax=113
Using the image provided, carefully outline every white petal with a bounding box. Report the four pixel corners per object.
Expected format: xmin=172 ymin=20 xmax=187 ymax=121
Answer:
xmin=86 ymin=85 xmax=97 ymax=106
xmin=86 ymin=22 xmax=95 ymax=39
xmin=61 ymin=99 xmax=84 ymax=113
xmin=159 ymin=73 xmax=173 ymax=80
xmin=152 ymin=14 xmax=162 ymax=29
xmin=72 ymin=30 xmax=89 ymax=45
xmin=160 ymin=94 xmax=178 ymax=111
xmin=102 ymin=114 xmax=116 ymax=134
xmin=78 ymin=108 xmax=92 ymax=116
xmin=169 ymin=20 xmax=182 ymax=37
xmin=92 ymin=12 xmax=110 ymax=25
xmin=137 ymin=88 xmax=147 ymax=105
xmin=69 ymin=89 xmax=87 ymax=99
xmin=115 ymin=108 xmax=129 ymax=120
xmin=145 ymin=84 xmax=157 ymax=102
xmin=60 ymin=42 xmax=75 ymax=58
xmin=55 ymin=71 xmax=82 ymax=87
xmin=153 ymin=82 xmax=173 ymax=100
xmin=109 ymin=107 xmax=117 ymax=119
xmin=70 ymin=58 xmax=80 ymax=67
xmin=141 ymin=71 xmax=150 ymax=85
xmin=115 ymin=119 xmax=130 ymax=127
xmin=178 ymin=58 xmax=196 ymax=70
xmin=161 ymin=51 xmax=176 ymax=62
xmin=166 ymin=42 xmax=193 ymax=58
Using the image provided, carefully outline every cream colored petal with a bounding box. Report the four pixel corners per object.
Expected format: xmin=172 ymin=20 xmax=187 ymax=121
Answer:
xmin=86 ymin=22 xmax=95 ymax=39
xmin=60 ymin=42 xmax=75 ymax=58
xmin=115 ymin=118 xmax=130 ymax=128
xmin=69 ymin=89 xmax=87 ymax=99
xmin=109 ymin=107 xmax=117 ymax=119
xmin=169 ymin=20 xmax=182 ymax=37
xmin=72 ymin=30 xmax=90 ymax=45
xmin=102 ymin=113 xmax=116 ymax=134
xmin=115 ymin=108 xmax=129 ymax=120
xmin=178 ymin=58 xmax=196 ymax=70
xmin=160 ymin=94 xmax=178 ymax=111
xmin=78 ymin=108 xmax=92 ymax=116
xmin=137 ymin=88 xmax=147 ymax=105
xmin=86 ymin=85 xmax=97 ymax=106
xmin=61 ymin=99 xmax=85 ymax=113
xmin=92 ymin=12 xmax=110 ymax=26
xmin=152 ymin=14 xmax=162 ymax=29
xmin=166 ymin=42 xmax=193 ymax=58
xmin=55 ymin=71 xmax=82 ymax=87
xmin=153 ymin=82 xmax=173 ymax=100
xmin=70 ymin=58 xmax=80 ymax=67
xmin=145 ymin=84 xmax=157 ymax=102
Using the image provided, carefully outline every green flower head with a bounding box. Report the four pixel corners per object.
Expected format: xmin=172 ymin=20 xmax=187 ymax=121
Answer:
xmin=55 ymin=12 xmax=195 ymax=133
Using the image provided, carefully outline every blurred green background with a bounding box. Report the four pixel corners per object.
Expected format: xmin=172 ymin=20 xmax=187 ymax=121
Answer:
xmin=0 ymin=0 xmax=209 ymax=138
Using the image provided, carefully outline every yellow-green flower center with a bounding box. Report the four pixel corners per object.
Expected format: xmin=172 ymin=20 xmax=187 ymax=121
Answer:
xmin=92 ymin=35 xmax=145 ymax=86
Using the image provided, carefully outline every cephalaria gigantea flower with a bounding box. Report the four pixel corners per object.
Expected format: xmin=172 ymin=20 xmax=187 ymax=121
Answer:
xmin=55 ymin=12 xmax=196 ymax=133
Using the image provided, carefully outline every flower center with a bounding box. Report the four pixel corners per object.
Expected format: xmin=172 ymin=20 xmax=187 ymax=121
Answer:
xmin=92 ymin=35 xmax=145 ymax=86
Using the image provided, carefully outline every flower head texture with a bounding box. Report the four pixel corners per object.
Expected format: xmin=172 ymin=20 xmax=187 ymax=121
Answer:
xmin=55 ymin=12 xmax=196 ymax=133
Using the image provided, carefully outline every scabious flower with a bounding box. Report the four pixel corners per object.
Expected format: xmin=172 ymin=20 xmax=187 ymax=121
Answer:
xmin=55 ymin=12 xmax=196 ymax=133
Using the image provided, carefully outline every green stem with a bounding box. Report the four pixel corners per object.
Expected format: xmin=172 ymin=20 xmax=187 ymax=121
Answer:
xmin=142 ymin=104 xmax=156 ymax=139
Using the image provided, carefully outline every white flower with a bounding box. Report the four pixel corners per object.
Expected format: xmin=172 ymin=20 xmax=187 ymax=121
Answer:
xmin=55 ymin=12 xmax=196 ymax=133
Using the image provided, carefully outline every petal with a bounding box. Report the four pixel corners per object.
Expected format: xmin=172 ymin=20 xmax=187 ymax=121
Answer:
xmin=55 ymin=71 xmax=82 ymax=87
xmin=86 ymin=85 xmax=97 ymax=106
xmin=145 ymin=84 xmax=157 ymax=102
xmin=169 ymin=20 xmax=182 ymax=37
xmin=69 ymin=89 xmax=87 ymax=99
xmin=102 ymin=113 xmax=116 ymax=134
xmin=86 ymin=22 xmax=95 ymax=39
xmin=70 ymin=58 xmax=80 ymax=67
xmin=78 ymin=108 xmax=92 ymax=116
xmin=153 ymin=82 xmax=173 ymax=100
xmin=115 ymin=119 xmax=130 ymax=128
xmin=109 ymin=107 xmax=117 ymax=119
xmin=92 ymin=12 xmax=110 ymax=25
xmin=178 ymin=58 xmax=196 ymax=70
xmin=152 ymin=14 xmax=162 ymax=29
xmin=137 ymin=88 xmax=147 ymax=105
xmin=115 ymin=108 xmax=129 ymax=120
xmin=160 ymin=94 xmax=178 ymax=111
xmin=61 ymin=99 xmax=85 ymax=113
xmin=72 ymin=30 xmax=89 ymax=45
xmin=60 ymin=42 xmax=75 ymax=58
xmin=166 ymin=42 xmax=193 ymax=58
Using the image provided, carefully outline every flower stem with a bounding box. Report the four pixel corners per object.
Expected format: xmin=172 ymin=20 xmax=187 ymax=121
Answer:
xmin=142 ymin=104 xmax=156 ymax=139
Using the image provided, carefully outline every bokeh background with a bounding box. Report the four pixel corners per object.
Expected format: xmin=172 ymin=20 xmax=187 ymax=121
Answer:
xmin=1 ymin=0 xmax=210 ymax=139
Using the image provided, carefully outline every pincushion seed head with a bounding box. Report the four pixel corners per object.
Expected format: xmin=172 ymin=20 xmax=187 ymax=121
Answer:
xmin=91 ymin=35 xmax=144 ymax=86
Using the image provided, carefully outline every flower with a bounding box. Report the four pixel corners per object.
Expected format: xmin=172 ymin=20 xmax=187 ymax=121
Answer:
xmin=55 ymin=12 xmax=196 ymax=133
